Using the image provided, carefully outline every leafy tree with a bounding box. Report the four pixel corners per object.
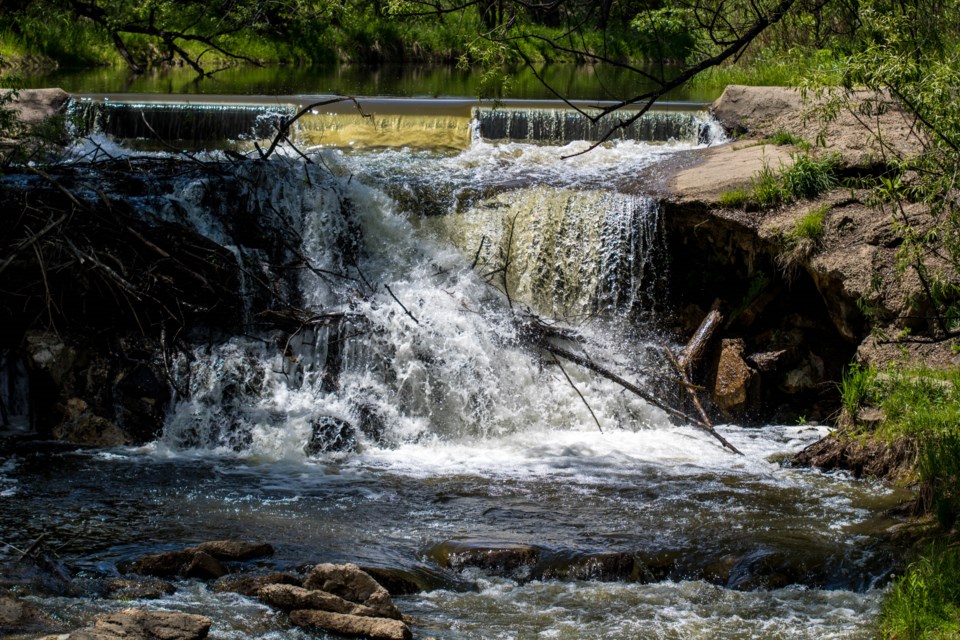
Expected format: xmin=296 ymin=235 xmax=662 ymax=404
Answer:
xmin=808 ymin=0 xmax=960 ymax=336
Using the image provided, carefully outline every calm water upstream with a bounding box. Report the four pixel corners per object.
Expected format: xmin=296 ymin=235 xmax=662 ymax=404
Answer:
xmin=0 ymin=81 xmax=904 ymax=639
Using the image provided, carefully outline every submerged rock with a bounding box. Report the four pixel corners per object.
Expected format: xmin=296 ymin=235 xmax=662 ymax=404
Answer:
xmin=67 ymin=609 xmax=210 ymax=640
xmin=213 ymin=572 xmax=300 ymax=596
xmin=288 ymin=609 xmax=411 ymax=640
xmin=304 ymin=415 xmax=358 ymax=455
xmin=130 ymin=540 xmax=273 ymax=579
xmin=358 ymin=564 xmax=467 ymax=595
xmin=194 ymin=540 xmax=274 ymax=561
xmin=183 ymin=551 xmax=228 ymax=580
xmin=131 ymin=549 xmax=195 ymax=578
xmin=106 ymin=578 xmax=176 ymax=600
xmin=427 ymin=540 xmax=541 ymax=574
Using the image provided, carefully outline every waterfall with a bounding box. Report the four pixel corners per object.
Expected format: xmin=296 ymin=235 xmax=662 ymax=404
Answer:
xmin=68 ymin=96 xmax=725 ymax=150
xmin=55 ymin=96 xmax=725 ymax=457
xmin=158 ymin=157 xmax=670 ymax=457
xmin=473 ymin=107 xmax=725 ymax=145
xmin=69 ymin=100 xmax=290 ymax=147
xmin=421 ymin=187 xmax=666 ymax=320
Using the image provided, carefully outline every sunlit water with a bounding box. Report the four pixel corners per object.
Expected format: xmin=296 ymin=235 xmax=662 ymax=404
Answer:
xmin=0 ymin=106 xmax=904 ymax=639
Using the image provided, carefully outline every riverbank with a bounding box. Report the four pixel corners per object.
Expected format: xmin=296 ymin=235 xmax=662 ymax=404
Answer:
xmin=663 ymin=85 xmax=960 ymax=639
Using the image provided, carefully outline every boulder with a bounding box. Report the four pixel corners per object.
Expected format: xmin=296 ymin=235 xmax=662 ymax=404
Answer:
xmin=131 ymin=541 xmax=272 ymax=579
xmin=131 ymin=550 xmax=195 ymax=577
xmin=712 ymin=339 xmax=756 ymax=415
xmin=258 ymin=584 xmax=380 ymax=617
xmin=183 ymin=552 xmax=228 ymax=580
xmin=213 ymin=573 xmax=300 ymax=596
xmin=303 ymin=563 xmax=402 ymax=620
xmin=67 ymin=610 xmax=210 ymax=640
xmin=194 ymin=540 xmax=273 ymax=561
xmin=106 ymin=578 xmax=176 ymax=600
xmin=288 ymin=610 xmax=411 ymax=640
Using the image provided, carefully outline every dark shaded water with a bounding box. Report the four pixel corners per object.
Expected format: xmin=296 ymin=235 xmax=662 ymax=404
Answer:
xmin=20 ymin=63 xmax=723 ymax=102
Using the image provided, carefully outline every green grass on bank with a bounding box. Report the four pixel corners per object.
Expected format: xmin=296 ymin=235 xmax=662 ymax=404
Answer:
xmin=840 ymin=365 xmax=960 ymax=637
xmin=719 ymin=152 xmax=839 ymax=210
xmin=879 ymin=544 xmax=960 ymax=640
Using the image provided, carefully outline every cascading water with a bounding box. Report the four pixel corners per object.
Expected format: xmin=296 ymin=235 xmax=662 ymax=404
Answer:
xmin=0 ymin=98 xmax=902 ymax=640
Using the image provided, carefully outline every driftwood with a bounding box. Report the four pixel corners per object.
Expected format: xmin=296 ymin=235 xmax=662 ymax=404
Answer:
xmin=678 ymin=298 xmax=722 ymax=375
xmin=662 ymin=344 xmax=742 ymax=455
xmin=541 ymin=343 xmax=708 ymax=430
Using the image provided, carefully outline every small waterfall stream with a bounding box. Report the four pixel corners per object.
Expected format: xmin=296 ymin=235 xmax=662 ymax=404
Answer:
xmin=0 ymin=98 xmax=901 ymax=639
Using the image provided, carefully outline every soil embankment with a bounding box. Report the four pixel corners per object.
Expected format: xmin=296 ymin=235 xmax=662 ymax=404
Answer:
xmin=662 ymin=85 xmax=955 ymax=476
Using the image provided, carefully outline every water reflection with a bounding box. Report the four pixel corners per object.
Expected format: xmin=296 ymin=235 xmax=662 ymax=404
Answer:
xmin=21 ymin=62 xmax=723 ymax=102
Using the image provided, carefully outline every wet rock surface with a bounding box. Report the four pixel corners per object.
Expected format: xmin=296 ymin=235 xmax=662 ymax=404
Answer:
xmin=130 ymin=540 xmax=273 ymax=579
xmin=66 ymin=609 xmax=211 ymax=640
xmin=259 ymin=583 xmax=383 ymax=617
xmin=213 ymin=572 xmax=301 ymax=596
xmin=289 ymin=609 xmax=412 ymax=640
xmin=250 ymin=563 xmax=412 ymax=639
xmin=303 ymin=563 xmax=403 ymax=620
xmin=0 ymin=595 xmax=62 ymax=635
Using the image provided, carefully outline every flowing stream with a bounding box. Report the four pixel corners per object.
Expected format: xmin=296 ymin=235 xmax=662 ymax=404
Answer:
xmin=0 ymin=96 xmax=904 ymax=639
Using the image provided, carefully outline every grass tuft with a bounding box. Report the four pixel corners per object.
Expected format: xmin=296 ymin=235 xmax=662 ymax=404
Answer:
xmin=763 ymin=130 xmax=809 ymax=149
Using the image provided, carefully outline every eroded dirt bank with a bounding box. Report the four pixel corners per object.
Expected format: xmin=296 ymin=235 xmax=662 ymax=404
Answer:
xmin=661 ymin=85 xmax=956 ymax=477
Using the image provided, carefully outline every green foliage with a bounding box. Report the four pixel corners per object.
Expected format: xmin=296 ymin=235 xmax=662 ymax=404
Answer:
xmin=782 ymin=153 xmax=839 ymax=201
xmin=763 ymin=130 xmax=809 ymax=149
xmin=751 ymin=163 xmax=786 ymax=207
xmin=840 ymin=364 xmax=960 ymax=530
xmin=789 ymin=204 xmax=830 ymax=244
xmin=718 ymin=188 xmax=751 ymax=208
xmin=805 ymin=0 xmax=960 ymax=336
xmin=630 ymin=7 xmax=697 ymax=62
xmin=878 ymin=544 xmax=960 ymax=640
xmin=877 ymin=368 xmax=960 ymax=441
xmin=744 ymin=153 xmax=840 ymax=208
xmin=920 ymin=434 xmax=960 ymax=530
xmin=839 ymin=363 xmax=877 ymax=417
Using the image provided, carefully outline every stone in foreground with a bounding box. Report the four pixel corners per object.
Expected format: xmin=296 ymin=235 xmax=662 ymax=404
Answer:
xmin=303 ymin=562 xmax=402 ymax=619
xmin=67 ymin=609 xmax=211 ymax=640
xmin=259 ymin=583 xmax=381 ymax=617
xmin=289 ymin=609 xmax=412 ymax=640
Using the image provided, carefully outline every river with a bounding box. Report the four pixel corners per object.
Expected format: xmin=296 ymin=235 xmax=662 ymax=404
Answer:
xmin=0 ymin=70 xmax=904 ymax=639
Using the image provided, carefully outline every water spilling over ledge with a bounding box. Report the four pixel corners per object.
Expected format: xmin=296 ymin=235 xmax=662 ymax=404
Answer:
xmin=69 ymin=94 xmax=720 ymax=149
